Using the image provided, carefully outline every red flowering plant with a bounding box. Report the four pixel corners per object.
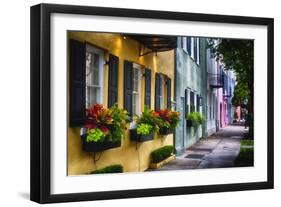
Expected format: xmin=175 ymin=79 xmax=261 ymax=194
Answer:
xmin=154 ymin=109 xmax=180 ymax=133
xmin=84 ymin=103 xmax=130 ymax=143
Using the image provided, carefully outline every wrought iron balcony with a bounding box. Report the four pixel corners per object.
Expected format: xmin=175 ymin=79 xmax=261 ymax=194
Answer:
xmin=209 ymin=73 xmax=223 ymax=88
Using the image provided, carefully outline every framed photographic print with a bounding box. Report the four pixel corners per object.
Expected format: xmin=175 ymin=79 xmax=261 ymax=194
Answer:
xmin=30 ymin=3 xmax=274 ymax=203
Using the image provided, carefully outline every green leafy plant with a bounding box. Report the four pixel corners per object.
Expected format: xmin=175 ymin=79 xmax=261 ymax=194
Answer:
xmin=108 ymin=104 xmax=130 ymax=142
xmin=186 ymin=112 xmax=205 ymax=127
xmin=90 ymin=164 xmax=123 ymax=174
xmin=151 ymin=145 xmax=174 ymax=163
xmin=136 ymin=123 xmax=153 ymax=136
xmin=197 ymin=112 xmax=205 ymax=124
xmin=135 ymin=106 xmax=159 ymax=135
xmin=86 ymin=128 xmax=106 ymax=143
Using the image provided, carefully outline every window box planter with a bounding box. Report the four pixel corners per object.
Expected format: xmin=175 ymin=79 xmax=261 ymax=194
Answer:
xmin=81 ymin=134 xmax=121 ymax=152
xmin=158 ymin=128 xmax=173 ymax=135
xmin=130 ymin=129 xmax=154 ymax=142
xmin=186 ymin=119 xmax=193 ymax=127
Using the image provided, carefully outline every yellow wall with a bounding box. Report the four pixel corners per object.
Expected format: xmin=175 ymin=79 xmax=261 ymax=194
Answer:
xmin=68 ymin=32 xmax=175 ymax=175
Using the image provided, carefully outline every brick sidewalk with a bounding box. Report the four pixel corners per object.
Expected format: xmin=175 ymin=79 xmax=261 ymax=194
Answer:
xmin=149 ymin=125 xmax=248 ymax=171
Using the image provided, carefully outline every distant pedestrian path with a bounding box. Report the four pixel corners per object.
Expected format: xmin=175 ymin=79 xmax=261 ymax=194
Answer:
xmin=149 ymin=125 xmax=249 ymax=171
xmin=215 ymin=124 xmax=248 ymax=139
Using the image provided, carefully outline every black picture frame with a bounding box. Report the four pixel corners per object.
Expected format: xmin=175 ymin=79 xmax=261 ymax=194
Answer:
xmin=30 ymin=3 xmax=274 ymax=204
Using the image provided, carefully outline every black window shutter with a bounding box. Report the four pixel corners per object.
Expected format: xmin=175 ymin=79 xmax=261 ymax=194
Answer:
xmin=167 ymin=77 xmax=171 ymax=109
xmin=190 ymin=91 xmax=195 ymax=112
xmin=108 ymin=54 xmax=119 ymax=107
xmin=155 ymin=73 xmax=161 ymax=110
xmin=124 ymin=60 xmax=133 ymax=117
xmin=190 ymin=91 xmax=194 ymax=106
xmin=196 ymin=94 xmax=200 ymax=112
xmin=194 ymin=38 xmax=197 ymax=62
xmin=69 ymin=39 xmax=86 ymax=127
xmin=184 ymin=89 xmax=189 ymax=118
xmin=180 ymin=37 xmax=184 ymax=49
xmin=144 ymin=68 xmax=151 ymax=108
xmin=187 ymin=37 xmax=192 ymax=54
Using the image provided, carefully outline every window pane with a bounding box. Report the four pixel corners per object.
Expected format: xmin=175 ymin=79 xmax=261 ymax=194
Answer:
xmin=86 ymin=52 xmax=100 ymax=86
xmin=160 ymin=97 xmax=164 ymax=109
xmin=159 ymin=75 xmax=165 ymax=109
xmin=133 ymin=68 xmax=139 ymax=92
xmin=133 ymin=78 xmax=138 ymax=91
xmin=86 ymin=86 xmax=100 ymax=108
xmin=93 ymin=53 xmax=100 ymax=85
xmin=132 ymin=93 xmax=138 ymax=115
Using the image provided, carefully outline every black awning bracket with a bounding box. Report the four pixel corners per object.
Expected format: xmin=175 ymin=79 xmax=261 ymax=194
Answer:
xmin=139 ymin=44 xmax=154 ymax=56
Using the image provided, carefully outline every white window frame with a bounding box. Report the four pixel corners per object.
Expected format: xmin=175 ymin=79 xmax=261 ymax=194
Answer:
xmin=85 ymin=44 xmax=104 ymax=108
xmin=132 ymin=63 xmax=142 ymax=116
xmin=190 ymin=37 xmax=195 ymax=59
xmin=182 ymin=37 xmax=187 ymax=53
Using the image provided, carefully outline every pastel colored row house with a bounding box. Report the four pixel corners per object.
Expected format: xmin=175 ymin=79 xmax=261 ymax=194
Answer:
xmin=174 ymin=36 xmax=208 ymax=155
xmin=205 ymin=39 xmax=236 ymax=131
xmin=68 ymin=32 xmax=177 ymax=175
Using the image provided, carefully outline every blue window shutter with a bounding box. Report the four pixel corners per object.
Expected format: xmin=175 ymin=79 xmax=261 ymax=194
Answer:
xmin=69 ymin=39 xmax=86 ymax=127
xmin=108 ymin=54 xmax=119 ymax=107
xmin=144 ymin=68 xmax=151 ymax=108
xmin=124 ymin=60 xmax=133 ymax=117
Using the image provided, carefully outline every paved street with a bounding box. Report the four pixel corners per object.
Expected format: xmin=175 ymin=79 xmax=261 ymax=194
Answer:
xmin=150 ymin=125 xmax=248 ymax=171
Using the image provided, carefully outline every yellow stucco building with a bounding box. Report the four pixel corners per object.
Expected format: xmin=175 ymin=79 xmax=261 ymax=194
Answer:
xmin=68 ymin=31 xmax=175 ymax=175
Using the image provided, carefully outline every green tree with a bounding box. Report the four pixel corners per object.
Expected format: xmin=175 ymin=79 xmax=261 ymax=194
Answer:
xmin=232 ymin=81 xmax=249 ymax=107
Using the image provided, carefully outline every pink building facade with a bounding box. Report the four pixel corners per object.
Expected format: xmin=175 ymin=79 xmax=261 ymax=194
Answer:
xmin=234 ymin=106 xmax=241 ymax=122
xmin=216 ymin=65 xmax=235 ymax=128
xmin=217 ymin=87 xmax=228 ymax=128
